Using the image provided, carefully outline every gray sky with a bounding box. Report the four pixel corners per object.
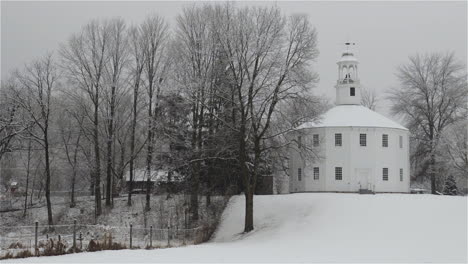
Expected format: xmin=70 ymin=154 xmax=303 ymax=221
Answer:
xmin=2 ymin=1 xmax=467 ymax=117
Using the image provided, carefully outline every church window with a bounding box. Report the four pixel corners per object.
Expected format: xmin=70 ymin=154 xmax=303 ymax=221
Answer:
xmin=350 ymin=87 xmax=355 ymax=96
xmin=298 ymin=136 xmax=302 ymax=148
xmin=360 ymin=133 xmax=367 ymax=146
xmin=383 ymin=168 xmax=389 ymax=181
xmin=313 ymin=167 xmax=319 ymax=180
xmin=382 ymin=134 xmax=388 ymax=147
xmin=400 ymin=168 xmax=403 ymax=181
xmin=335 ymin=133 xmax=342 ymax=146
xmin=335 ymin=167 xmax=342 ymax=180
xmin=313 ymin=134 xmax=319 ymax=147
xmin=298 ymin=168 xmax=302 ymax=181
xmin=399 ymin=135 xmax=403 ymax=148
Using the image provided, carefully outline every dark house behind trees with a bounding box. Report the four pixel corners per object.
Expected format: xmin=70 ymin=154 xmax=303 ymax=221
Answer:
xmin=124 ymin=169 xmax=183 ymax=194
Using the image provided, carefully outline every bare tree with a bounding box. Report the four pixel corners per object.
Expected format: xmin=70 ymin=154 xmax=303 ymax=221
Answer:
xmin=214 ymin=5 xmax=319 ymax=232
xmin=10 ymin=54 xmax=58 ymax=226
xmin=0 ymin=80 xmax=32 ymax=160
xmin=60 ymin=20 xmax=111 ymax=216
xmin=57 ymin=106 xmax=85 ymax=208
xmin=441 ymin=121 xmax=468 ymax=180
xmin=361 ymin=87 xmax=378 ymax=110
xmin=127 ymin=24 xmax=148 ymax=206
xmin=21 ymin=138 xmax=33 ymax=217
xmin=103 ymin=18 xmax=129 ymax=207
xmin=175 ymin=4 xmax=220 ymax=224
xmin=141 ymin=14 xmax=170 ymax=211
xmin=389 ymin=52 xmax=467 ymax=194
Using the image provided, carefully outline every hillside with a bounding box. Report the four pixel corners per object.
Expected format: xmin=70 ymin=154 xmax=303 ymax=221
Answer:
xmin=8 ymin=193 xmax=468 ymax=263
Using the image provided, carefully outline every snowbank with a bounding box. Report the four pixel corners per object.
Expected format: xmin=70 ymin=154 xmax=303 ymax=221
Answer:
xmin=8 ymin=193 xmax=467 ymax=263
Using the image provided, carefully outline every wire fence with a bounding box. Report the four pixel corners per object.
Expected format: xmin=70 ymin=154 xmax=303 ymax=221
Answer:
xmin=0 ymin=221 xmax=207 ymax=258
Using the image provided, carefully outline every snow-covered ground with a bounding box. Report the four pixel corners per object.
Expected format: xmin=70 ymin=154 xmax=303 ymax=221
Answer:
xmin=7 ymin=193 xmax=467 ymax=263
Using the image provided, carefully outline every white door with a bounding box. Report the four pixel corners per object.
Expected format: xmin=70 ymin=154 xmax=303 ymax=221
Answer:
xmin=356 ymin=169 xmax=370 ymax=190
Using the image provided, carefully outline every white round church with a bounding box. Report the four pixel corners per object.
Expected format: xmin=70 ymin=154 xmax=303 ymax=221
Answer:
xmin=288 ymin=45 xmax=410 ymax=193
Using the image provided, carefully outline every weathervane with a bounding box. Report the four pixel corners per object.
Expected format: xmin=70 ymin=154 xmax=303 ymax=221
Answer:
xmin=345 ymin=42 xmax=356 ymax=52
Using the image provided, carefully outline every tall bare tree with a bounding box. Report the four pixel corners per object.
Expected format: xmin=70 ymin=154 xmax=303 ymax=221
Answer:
xmin=57 ymin=105 xmax=85 ymax=208
xmin=127 ymin=24 xmax=148 ymax=206
xmin=141 ymin=15 xmax=170 ymax=211
xmin=60 ymin=20 xmax=111 ymax=216
xmin=11 ymin=54 xmax=58 ymax=226
xmin=214 ymin=5 xmax=319 ymax=232
xmin=389 ymin=52 xmax=467 ymax=194
xmin=175 ymin=4 xmax=219 ymax=224
xmin=103 ymin=18 xmax=129 ymax=207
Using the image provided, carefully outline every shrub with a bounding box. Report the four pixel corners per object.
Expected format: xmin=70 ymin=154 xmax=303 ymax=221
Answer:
xmin=443 ymin=175 xmax=458 ymax=195
xmin=8 ymin=242 xmax=23 ymax=249
xmin=87 ymin=233 xmax=127 ymax=252
xmin=43 ymin=238 xmax=67 ymax=256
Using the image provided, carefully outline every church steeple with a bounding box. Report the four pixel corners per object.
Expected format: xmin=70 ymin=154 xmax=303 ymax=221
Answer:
xmin=335 ymin=42 xmax=361 ymax=105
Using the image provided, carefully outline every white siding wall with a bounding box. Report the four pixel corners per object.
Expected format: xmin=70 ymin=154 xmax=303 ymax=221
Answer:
xmin=289 ymin=126 xmax=410 ymax=193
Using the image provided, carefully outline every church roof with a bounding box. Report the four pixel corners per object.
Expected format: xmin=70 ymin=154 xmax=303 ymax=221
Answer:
xmin=297 ymin=105 xmax=408 ymax=131
xmin=338 ymin=53 xmax=358 ymax=63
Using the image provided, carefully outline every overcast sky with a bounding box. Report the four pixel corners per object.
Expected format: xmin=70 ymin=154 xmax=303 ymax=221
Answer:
xmin=1 ymin=1 xmax=467 ymax=117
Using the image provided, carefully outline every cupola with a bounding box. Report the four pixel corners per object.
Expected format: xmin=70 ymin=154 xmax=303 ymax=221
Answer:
xmin=335 ymin=42 xmax=361 ymax=105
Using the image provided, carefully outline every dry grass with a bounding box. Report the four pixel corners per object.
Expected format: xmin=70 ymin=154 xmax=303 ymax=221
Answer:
xmin=0 ymin=249 xmax=33 ymax=260
xmin=42 ymin=238 xmax=68 ymax=256
xmin=87 ymin=233 xmax=128 ymax=252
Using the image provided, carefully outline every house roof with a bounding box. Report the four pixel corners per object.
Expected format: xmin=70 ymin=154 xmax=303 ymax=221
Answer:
xmin=297 ymin=105 xmax=408 ymax=131
xmin=124 ymin=169 xmax=182 ymax=182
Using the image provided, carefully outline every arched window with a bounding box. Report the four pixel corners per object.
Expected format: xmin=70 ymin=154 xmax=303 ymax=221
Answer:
xmin=341 ymin=66 xmax=347 ymax=80
xmin=349 ymin=66 xmax=354 ymax=80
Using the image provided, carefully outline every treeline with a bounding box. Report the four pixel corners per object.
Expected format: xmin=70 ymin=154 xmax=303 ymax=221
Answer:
xmin=0 ymin=3 xmax=322 ymax=232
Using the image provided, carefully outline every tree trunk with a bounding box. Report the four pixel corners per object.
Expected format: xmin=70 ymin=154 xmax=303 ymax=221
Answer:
xmin=244 ymin=189 xmax=254 ymax=233
xmin=190 ymin=121 xmax=199 ymax=223
xmin=23 ymin=140 xmax=31 ymax=217
xmin=239 ymin=120 xmax=253 ymax=233
xmin=145 ymin=93 xmax=153 ymax=212
xmin=190 ymin=163 xmax=199 ymax=224
xmin=70 ymin=170 xmax=76 ymax=208
xmin=44 ymin=126 xmax=53 ymax=226
xmin=128 ymin=107 xmax=136 ymax=205
xmin=430 ymin=153 xmax=436 ymax=194
xmin=94 ymin=91 xmax=102 ymax=216
xmin=106 ymin=85 xmax=116 ymax=207
xmin=128 ymin=71 xmax=140 ymax=206
xmin=70 ymin=133 xmax=80 ymax=208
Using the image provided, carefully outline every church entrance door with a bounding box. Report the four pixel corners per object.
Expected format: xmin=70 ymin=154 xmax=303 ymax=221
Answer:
xmin=356 ymin=168 xmax=370 ymax=190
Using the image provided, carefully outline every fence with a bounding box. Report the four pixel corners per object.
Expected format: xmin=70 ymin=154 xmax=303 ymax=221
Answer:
xmin=0 ymin=220 xmax=206 ymax=258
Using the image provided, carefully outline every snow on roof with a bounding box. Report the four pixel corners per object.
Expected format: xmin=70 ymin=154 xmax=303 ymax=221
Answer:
xmin=297 ymin=105 xmax=408 ymax=131
xmin=124 ymin=169 xmax=182 ymax=182
xmin=338 ymin=51 xmax=358 ymax=63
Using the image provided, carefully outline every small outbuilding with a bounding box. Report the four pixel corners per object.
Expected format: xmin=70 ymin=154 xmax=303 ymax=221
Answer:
xmin=124 ymin=169 xmax=182 ymax=193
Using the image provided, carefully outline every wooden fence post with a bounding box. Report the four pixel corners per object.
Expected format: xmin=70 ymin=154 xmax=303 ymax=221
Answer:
xmin=149 ymin=226 xmax=152 ymax=248
xmin=34 ymin=221 xmax=38 ymax=256
xmin=129 ymin=223 xmax=133 ymax=249
xmin=73 ymin=219 xmax=77 ymax=251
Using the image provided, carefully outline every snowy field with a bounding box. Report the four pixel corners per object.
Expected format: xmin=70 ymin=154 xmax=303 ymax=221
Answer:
xmin=7 ymin=193 xmax=467 ymax=263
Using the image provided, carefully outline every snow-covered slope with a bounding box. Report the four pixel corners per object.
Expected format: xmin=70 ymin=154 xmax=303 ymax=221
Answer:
xmin=9 ymin=193 xmax=467 ymax=263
